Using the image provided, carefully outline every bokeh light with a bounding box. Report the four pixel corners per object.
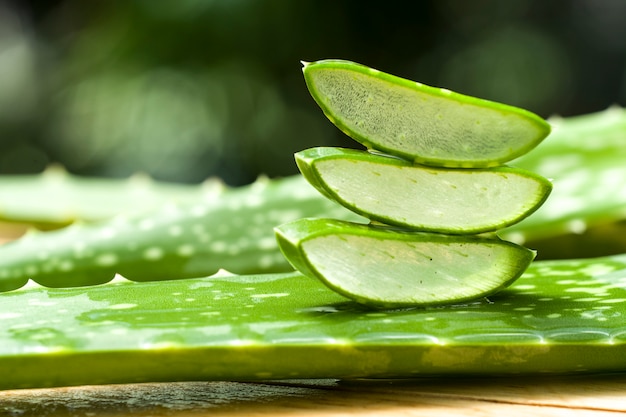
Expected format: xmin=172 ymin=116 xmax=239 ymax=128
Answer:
xmin=0 ymin=0 xmax=624 ymax=184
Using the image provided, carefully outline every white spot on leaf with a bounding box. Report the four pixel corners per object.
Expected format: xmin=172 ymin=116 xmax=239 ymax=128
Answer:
xmin=144 ymin=247 xmax=164 ymax=260
xmin=96 ymin=253 xmax=118 ymax=267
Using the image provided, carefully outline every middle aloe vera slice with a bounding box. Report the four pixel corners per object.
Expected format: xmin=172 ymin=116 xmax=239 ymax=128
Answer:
xmin=296 ymin=147 xmax=552 ymax=234
xmin=275 ymin=218 xmax=535 ymax=308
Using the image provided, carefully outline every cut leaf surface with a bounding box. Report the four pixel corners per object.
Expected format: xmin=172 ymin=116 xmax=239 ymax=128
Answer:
xmin=303 ymin=60 xmax=551 ymax=167
xmin=275 ymin=218 xmax=535 ymax=308
xmin=296 ymin=147 xmax=552 ymax=234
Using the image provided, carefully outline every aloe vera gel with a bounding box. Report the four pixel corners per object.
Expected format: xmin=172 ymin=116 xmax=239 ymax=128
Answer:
xmin=276 ymin=218 xmax=535 ymax=308
xmin=302 ymin=59 xmax=550 ymax=168
xmin=276 ymin=59 xmax=552 ymax=307
xmin=295 ymin=147 xmax=551 ymax=234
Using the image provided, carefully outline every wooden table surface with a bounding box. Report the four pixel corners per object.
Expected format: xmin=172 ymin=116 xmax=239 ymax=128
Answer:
xmin=1 ymin=374 xmax=625 ymax=416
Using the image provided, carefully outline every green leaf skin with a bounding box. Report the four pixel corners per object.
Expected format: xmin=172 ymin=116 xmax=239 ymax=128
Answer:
xmin=302 ymin=59 xmax=551 ymax=168
xmin=2 ymin=254 xmax=626 ymax=390
xmin=275 ymin=218 xmax=535 ymax=308
xmin=503 ymin=106 xmax=626 ymax=244
xmin=0 ymin=165 xmax=224 ymax=228
xmin=0 ymin=177 xmax=362 ymax=292
xmin=296 ymin=147 xmax=552 ymax=234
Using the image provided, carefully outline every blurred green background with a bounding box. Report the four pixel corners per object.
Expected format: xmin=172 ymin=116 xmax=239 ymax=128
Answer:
xmin=1 ymin=0 xmax=625 ymax=185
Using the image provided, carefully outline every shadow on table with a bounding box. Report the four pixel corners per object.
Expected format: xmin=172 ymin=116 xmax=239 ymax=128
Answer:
xmin=1 ymin=373 xmax=625 ymax=416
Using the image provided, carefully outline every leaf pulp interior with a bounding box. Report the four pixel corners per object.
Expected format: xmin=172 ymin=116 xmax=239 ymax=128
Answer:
xmin=296 ymin=147 xmax=552 ymax=234
xmin=303 ymin=60 xmax=551 ymax=167
xmin=275 ymin=218 xmax=535 ymax=308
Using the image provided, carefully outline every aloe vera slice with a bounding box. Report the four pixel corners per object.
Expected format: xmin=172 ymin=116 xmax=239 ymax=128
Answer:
xmin=296 ymin=147 xmax=552 ymax=234
xmin=302 ymin=60 xmax=551 ymax=167
xmin=2 ymin=254 xmax=626 ymax=390
xmin=275 ymin=218 xmax=535 ymax=308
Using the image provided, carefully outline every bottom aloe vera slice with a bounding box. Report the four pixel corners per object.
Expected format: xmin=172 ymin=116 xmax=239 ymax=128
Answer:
xmin=296 ymin=147 xmax=552 ymax=234
xmin=275 ymin=218 xmax=535 ymax=308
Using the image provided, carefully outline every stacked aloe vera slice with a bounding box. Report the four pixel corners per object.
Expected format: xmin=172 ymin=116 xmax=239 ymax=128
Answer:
xmin=275 ymin=60 xmax=553 ymax=308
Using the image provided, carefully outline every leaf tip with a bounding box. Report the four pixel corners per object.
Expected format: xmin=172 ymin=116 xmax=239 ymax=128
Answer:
xmin=212 ymin=268 xmax=236 ymax=277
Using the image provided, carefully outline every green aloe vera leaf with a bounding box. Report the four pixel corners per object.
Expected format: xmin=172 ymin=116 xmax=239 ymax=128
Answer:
xmin=2 ymin=254 xmax=626 ymax=390
xmin=302 ymin=59 xmax=551 ymax=168
xmin=0 ymin=177 xmax=362 ymax=292
xmin=274 ymin=218 xmax=535 ymax=308
xmin=296 ymin=147 xmax=552 ymax=234
xmin=0 ymin=165 xmax=224 ymax=228
xmin=503 ymin=106 xmax=626 ymax=243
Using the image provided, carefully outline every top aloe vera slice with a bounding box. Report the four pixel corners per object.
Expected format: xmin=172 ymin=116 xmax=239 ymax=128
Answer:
xmin=275 ymin=218 xmax=535 ymax=308
xmin=296 ymin=147 xmax=552 ymax=234
xmin=303 ymin=60 xmax=551 ymax=167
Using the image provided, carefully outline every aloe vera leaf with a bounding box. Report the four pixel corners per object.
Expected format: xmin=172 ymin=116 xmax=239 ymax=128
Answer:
xmin=0 ymin=165 xmax=224 ymax=228
xmin=302 ymin=59 xmax=551 ymax=168
xmin=2 ymin=254 xmax=626 ymax=390
xmin=0 ymin=177 xmax=362 ymax=292
xmin=274 ymin=218 xmax=535 ymax=308
xmin=296 ymin=147 xmax=552 ymax=234
xmin=503 ymin=106 xmax=626 ymax=243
